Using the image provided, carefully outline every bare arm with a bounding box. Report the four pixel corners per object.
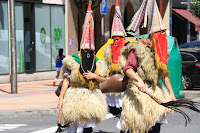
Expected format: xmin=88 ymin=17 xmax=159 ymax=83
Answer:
xmin=58 ymin=78 xmax=69 ymax=110
xmin=125 ymin=68 xmax=146 ymax=93
xmin=83 ymin=70 xmax=107 ymax=83
xmin=55 ymin=56 xmax=59 ymax=64
xmin=162 ymin=76 xmax=176 ymax=101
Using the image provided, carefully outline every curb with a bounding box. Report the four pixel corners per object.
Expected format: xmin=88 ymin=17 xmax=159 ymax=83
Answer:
xmin=0 ymin=108 xmax=59 ymax=118
xmin=183 ymin=92 xmax=200 ymax=99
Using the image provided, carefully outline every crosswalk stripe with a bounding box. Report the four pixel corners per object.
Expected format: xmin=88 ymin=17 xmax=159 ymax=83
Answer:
xmin=30 ymin=114 xmax=115 ymax=133
xmin=30 ymin=126 xmax=58 ymax=133
xmin=0 ymin=124 xmax=27 ymax=132
xmin=0 ymin=114 xmax=115 ymax=132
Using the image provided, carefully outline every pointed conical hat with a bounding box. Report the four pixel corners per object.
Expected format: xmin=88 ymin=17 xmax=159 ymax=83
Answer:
xmin=80 ymin=1 xmax=95 ymax=51
xmin=111 ymin=0 xmax=126 ymax=38
xmin=148 ymin=0 xmax=166 ymax=34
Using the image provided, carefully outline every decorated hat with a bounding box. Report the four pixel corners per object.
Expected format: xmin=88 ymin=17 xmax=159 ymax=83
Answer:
xmin=111 ymin=0 xmax=126 ymax=38
xmin=126 ymin=0 xmax=166 ymax=34
xmin=126 ymin=0 xmax=148 ymax=33
xmin=80 ymin=1 xmax=95 ymax=51
xmin=148 ymin=0 xmax=166 ymax=34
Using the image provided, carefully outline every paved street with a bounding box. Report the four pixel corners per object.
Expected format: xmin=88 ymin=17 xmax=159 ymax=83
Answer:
xmin=1 ymin=100 xmax=200 ymax=133
xmin=0 ymin=80 xmax=200 ymax=133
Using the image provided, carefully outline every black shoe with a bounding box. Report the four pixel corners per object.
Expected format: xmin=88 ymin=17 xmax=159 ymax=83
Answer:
xmin=108 ymin=106 xmax=122 ymax=117
xmin=83 ymin=127 xmax=93 ymax=133
xmin=147 ymin=123 xmax=161 ymax=133
xmin=120 ymin=130 xmax=129 ymax=133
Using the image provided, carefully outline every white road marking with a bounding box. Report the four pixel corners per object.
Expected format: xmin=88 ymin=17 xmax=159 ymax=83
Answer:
xmin=30 ymin=113 xmax=115 ymax=133
xmin=0 ymin=124 xmax=27 ymax=132
xmin=105 ymin=113 xmax=115 ymax=120
xmin=29 ymin=126 xmax=58 ymax=133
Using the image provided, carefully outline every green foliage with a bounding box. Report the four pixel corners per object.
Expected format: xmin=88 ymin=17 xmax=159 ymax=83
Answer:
xmin=191 ymin=0 xmax=200 ymax=18
xmin=73 ymin=0 xmax=102 ymax=16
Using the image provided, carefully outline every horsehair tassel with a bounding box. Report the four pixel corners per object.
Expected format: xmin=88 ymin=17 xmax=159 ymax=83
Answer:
xmin=145 ymin=91 xmax=200 ymax=126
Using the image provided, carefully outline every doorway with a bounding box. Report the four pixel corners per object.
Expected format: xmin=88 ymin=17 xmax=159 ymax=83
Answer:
xmin=23 ymin=3 xmax=35 ymax=73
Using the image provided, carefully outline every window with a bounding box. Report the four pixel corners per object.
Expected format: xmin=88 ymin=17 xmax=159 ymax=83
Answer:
xmin=194 ymin=45 xmax=200 ymax=49
xmin=0 ymin=1 xmax=9 ymax=74
xmin=35 ymin=4 xmax=51 ymax=71
xmin=181 ymin=53 xmax=196 ymax=62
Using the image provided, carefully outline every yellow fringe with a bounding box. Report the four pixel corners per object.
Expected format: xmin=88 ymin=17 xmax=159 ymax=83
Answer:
xmin=78 ymin=69 xmax=98 ymax=90
xmin=110 ymin=51 xmax=121 ymax=72
xmin=151 ymin=38 xmax=169 ymax=77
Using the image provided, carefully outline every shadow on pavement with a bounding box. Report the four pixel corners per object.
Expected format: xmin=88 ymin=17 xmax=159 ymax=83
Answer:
xmin=0 ymin=89 xmax=11 ymax=94
xmin=94 ymin=130 xmax=110 ymax=133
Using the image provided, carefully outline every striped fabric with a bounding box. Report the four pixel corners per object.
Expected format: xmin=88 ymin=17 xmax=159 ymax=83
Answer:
xmin=111 ymin=6 xmax=127 ymax=38
xmin=127 ymin=0 xmax=166 ymax=34
xmin=126 ymin=0 xmax=148 ymax=32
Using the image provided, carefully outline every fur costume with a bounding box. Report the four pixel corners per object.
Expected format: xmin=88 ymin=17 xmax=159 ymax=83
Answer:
xmin=119 ymin=41 xmax=173 ymax=133
xmin=60 ymin=56 xmax=108 ymax=124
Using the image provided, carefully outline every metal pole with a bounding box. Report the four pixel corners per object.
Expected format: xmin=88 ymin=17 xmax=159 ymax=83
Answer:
xmin=101 ymin=15 xmax=104 ymax=45
xmin=170 ymin=0 xmax=172 ymax=36
xmin=65 ymin=0 xmax=68 ymax=56
xmin=187 ymin=0 xmax=191 ymax=42
xmin=8 ymin=0 xmax=17 ymax=94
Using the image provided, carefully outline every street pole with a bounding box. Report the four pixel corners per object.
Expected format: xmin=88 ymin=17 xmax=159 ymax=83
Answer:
xmin=65 ymin=0 xmax=69 ymax=56
xmin=8 ymin=0 xmax=17 ymax=94
xmin=101 ymin=15 xmax=104 ymax=46
xmin=187 ymin=0 xmax=191 ymax=42
xmin=170 ymin=0 xmax=172 ymax=36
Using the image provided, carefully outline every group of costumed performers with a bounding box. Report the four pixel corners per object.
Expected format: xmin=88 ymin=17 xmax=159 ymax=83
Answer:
xmin=58 ymin=0 xmax=200 ymax=133
xmin=58 ymin=2 xmax=108 ymax=133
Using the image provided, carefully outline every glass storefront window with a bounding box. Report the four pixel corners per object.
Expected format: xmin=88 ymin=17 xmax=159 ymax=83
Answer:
xmin=51 ymin=5 xmax=65 ymax=70
xmin=0 ymin=1 xmax=9 ymax=74
xmin=0 ymin=2 xmax=65 ymax=75
xmin=16 ymin=3 xmax=25 ymax=73
xmin=35 ymin=4 xmax=51 ymax=71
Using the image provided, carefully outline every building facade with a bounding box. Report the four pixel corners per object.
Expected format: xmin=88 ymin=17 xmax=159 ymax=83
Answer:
xmin=0 ymin=0 xmax=65 ymax=76
xmin=66 ymin=0 xmax=170 ymax=54
xmin=172 ymin=0 xmax=200 ymax=44
xmin=0 ymin=0 xmax=170 ymax=82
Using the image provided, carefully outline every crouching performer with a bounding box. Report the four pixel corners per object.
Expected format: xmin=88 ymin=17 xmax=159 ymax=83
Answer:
xmin=58 ymin=2 xmax=107 ymax=133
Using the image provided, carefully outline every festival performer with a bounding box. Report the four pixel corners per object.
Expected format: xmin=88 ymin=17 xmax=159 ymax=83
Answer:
xmin=116 ymin=0 xmax=176 ymax=132
xmin=58 ymin=2 xmax=108 ymax=133
xmin=103 ymin=0 xmax=126 ymax=126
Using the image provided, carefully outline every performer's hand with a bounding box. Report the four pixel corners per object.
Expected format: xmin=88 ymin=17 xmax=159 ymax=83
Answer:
xmin=170 ymin=93 xmax=176 ymax=101
xmin=58 ymin=98 xmax=63 ymax=110
xmin=137 ymin=79 xmax=146 ymax=93
xmin=83 ymin=70 xmax=97 ymax=80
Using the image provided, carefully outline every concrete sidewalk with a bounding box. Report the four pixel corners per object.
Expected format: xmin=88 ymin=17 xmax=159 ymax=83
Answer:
xmin=0 ymin=79 xmax=200 ymax=118
xmin=0 ymin=80 xmax=61 ymax=118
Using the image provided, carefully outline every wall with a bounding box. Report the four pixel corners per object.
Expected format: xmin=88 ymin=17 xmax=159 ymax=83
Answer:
xmin=66 ymin=0 xmax=170 ymax=53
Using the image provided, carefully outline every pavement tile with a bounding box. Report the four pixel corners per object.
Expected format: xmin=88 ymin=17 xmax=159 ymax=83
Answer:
xmin=0 ymin=79 xmax=200 ymax=118
xmin=0 ymin=79 xmax=61 ymax=117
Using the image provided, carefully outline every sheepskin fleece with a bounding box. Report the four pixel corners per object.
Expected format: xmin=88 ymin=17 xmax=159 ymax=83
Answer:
xmin=119 ymin=41 xmax=158 ymax=87
xmin=119 ymin=42 xmax=173 ymax=133
xmin=61 ymin=56 xmax=108 ymax=123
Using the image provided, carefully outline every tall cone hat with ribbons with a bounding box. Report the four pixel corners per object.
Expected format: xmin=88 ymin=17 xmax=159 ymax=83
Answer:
xmin=148 ymin=0 xmax=166 ymax=34
xmin=126 ymin=0 xmax=166 ymax=34
xmin=80 ymin=1 xmax=95 ymax=51
xmin=79 ymin=1 xmax=97 ymax=90
xmin=110 ymin=0 xmax=126 ymax=72
xmin=111 ymin=0 xmax=126 ymax=38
